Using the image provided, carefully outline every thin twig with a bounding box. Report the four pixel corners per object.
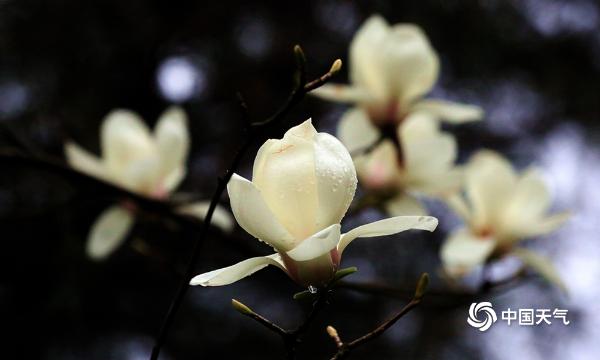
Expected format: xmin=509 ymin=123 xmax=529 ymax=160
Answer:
xmin=232 ymin=286 xmax=332 ymax=360
xmin=231 ymin=299 xmax=288 ymax=336
xmin=148 ymin=46 xmax=341 ymax=360
xmin=328 ymin=273 xmax=429 ymax=360
xmin=284 ymin=288 xmax=330 ymax=359
xmin=0 ymin=121 xmax=39 ymax=156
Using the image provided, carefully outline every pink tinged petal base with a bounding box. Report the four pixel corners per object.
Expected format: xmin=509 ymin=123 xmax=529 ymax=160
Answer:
xmin=280 ymin=224 xmax=342 ymax=287
xmin=286 ymin=224 xmax=341 ymax=262
xmin=189 ymin=254 xmax=286 ymax=287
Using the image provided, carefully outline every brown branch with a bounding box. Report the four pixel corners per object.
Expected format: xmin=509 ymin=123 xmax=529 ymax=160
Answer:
xmin=284 ymin=288 xmax=330 ymax=359
xmin=232 ymin=285 xmax=332 ymax=360
xmin=231 ymin=299 xmax=288 ymax=336
xmin=328 ymin=273 xmax=429 ymax=360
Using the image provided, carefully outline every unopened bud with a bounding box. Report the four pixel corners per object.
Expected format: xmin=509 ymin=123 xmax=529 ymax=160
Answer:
xmin=294 ymin=45 xmax=306 ymax=65
xmin=329 ymin=59 xmax=342 ymax=74
xmin=414 ymin=273 xmax=429 ymax=300
xmin=231 ymin=299 xmax=253 ymax=315
xmin=326 ymin=325 xmax=339 ymax=338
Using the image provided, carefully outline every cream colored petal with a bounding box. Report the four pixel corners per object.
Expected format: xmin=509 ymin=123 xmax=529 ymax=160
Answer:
xmin=440 ymin=227 xmax=496 ymax=276
xmin=100 ymin=109 xmax=156 ymax=177
xmin=287 ymin=224 xmax=341 ymax=262
xmin=400 ymin=113 xmax=457 ymax=182
xmin=510 ymin=212 xmax=570 ymax=241
xmin=189 ymin=254 xmax=286 ymax=287
xmin=252 ymin=139 xmax=278 ymax=183
xmin=311 ymin=84 xmax=373 ymax=103
xmin=162 ymin=167 xmax=187 ymax=193
xmin=87 ymin=206 xmax=134 ymax=260
xmin=227 ymin=174 xmax=296 ymax=251
xmin=314 ymin=132 xmax=357 ymax=228
xmin=384 ymin=24 xmax=439 ymax=106
xmin=350 ymin=15 xmax=391 ymax=101
xmin=337 ymin=107 xmax=380 ymax=154
xmin=338 ymin=215 xmax=437 ymax=254
xmin=176 ymin=201 xmax=235 ymax=233
xmin=121 ymin=157 xmax=162 ymax=195
xmin=384 ymin=193 xmax=428 ymax=216
xmin=465 ymin=150 xmax=517 ymax=229
xmin=64 ymin=142 xmax=109 ymax=181
xmin=355 ymin=140 xmax=403 ymax=191
xmin=154 ymin=106 xmax=190 ymax=181
xmin=500 ymin=168 xmax=552 ymax=234
xmin=445 ymin=192 xmax=472 ymax=222
xmin=252 ymin=120 xmax=319 ymax=240
xmin=512 ymin=248 xmax=567 ymax=293
xmin=412 ymin=99 xmax=483 ymax=123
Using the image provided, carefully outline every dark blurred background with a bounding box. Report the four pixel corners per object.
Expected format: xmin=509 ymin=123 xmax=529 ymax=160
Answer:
xmin=1 ymin=0 xmax=599 ymax=359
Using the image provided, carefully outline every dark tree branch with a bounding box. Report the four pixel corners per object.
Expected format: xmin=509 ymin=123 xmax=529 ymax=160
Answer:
xmin=328 ymin=273 xmax=429 ymax=360
xmin=231 ymin=299 xmax=288 ymax=336
xmin=232 ymin=285 xmax=332 ymax=360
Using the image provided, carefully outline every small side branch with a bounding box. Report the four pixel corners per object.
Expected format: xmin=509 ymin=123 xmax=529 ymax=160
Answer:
xmin=328 ymin=273 xmax=429 ymax=360
xmin=232 ymin=285 xmax=331 ymax=360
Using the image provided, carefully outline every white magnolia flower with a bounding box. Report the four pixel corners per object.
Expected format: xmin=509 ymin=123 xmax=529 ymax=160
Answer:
xmin=190 ymin=120 xmax=438 ymax=288
xmin=65 ymin=107 xmax=233 ymax=260
xmin=440 ymin=150 xmax=569 ymax=288
xmin=313 ymin=15 xmax=482 ymax=127
xmin=341 ymin=110 xmax=461 ymax=216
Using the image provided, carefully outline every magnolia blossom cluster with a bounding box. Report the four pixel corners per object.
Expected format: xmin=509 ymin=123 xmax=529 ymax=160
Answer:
xmin=65 ymin=107 xmax=232 ymax=259
xmin=312 ymin=15 xmax=569 ymax=286
xmin=440 ymin=151 xmax=569 ymax=287
xmin=314 ymin=15 xmax=483 ymax=216
xmin=64 ymin=14 xmax=570 ymax=292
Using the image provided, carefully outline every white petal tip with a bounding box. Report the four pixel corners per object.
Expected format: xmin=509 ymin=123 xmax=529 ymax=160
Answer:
xmin=417 ymin=216 xmax=438 ymax=232
xmin=189 ymin=274 xmax=213 ymax=286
